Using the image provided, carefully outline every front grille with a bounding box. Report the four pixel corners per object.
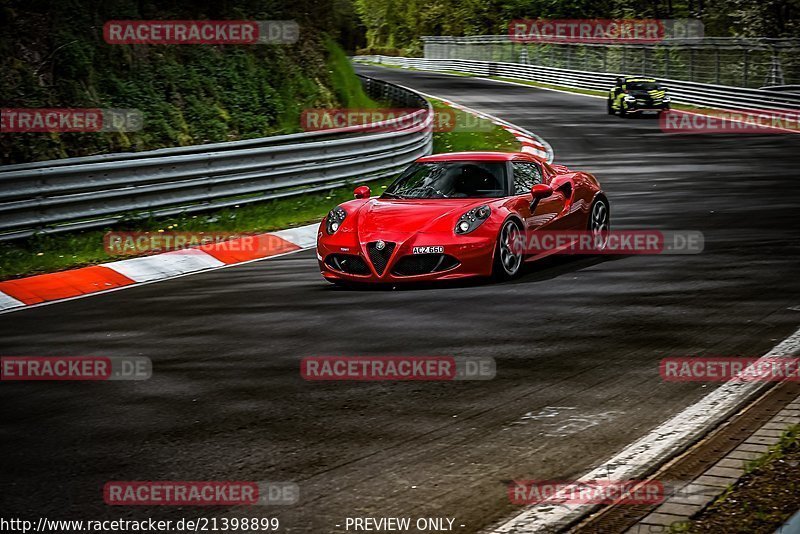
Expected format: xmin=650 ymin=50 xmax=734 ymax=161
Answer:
xmin=366 ymin=241 xmax=396 ymax=275
xmin=392 ymin=254 xmax=460 ymax=276
xmin=324 ymin=254 xmax=370 ymax=275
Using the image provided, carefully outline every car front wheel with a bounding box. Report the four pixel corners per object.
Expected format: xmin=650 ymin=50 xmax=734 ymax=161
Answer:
xmin=588 ymin=198 xmax=610 ymax=250
xmin=493 ymin=219 xmax=524 ymax=281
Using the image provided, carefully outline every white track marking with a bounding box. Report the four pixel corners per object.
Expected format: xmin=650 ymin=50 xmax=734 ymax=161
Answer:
xmin=0 ymin=291 xmax=25 ymax=311
xmin=273 ymin=225 xmax=318 ymax=249
xmin=477 ymin=76 xmax=606 ymax=100
xmin=488 ymin=325 xmax=800 ymax=533
xmin=104 ymin=248 xmax=225 ymax=283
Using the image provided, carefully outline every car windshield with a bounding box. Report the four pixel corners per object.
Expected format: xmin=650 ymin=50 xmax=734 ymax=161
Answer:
xmin=382 ymin=161 xmax=507 ymax=199
xmin=627 ymin=81 xmax=661 ymax=91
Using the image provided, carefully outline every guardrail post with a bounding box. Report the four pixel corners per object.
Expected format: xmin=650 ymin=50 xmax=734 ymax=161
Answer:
xmin=766 ymin=50 xmax=785 ymax=86
xmin=621 ymin=47 xmax=627 ymax=74
xmin=643 ymin=47 xmax=648 ymax=76
xmin=743 ymin=49 xmax=749 ymax=87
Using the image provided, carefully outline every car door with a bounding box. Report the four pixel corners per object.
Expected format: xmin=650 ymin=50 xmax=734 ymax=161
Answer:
xmin=511 ymin=161 xmax=566 ymax=233
xmin=610 ymin=78 xmax=623 ymax=106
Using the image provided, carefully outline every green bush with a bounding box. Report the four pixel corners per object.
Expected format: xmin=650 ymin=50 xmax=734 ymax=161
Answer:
xmin=0 ymin=1 xmax=369 ymax=164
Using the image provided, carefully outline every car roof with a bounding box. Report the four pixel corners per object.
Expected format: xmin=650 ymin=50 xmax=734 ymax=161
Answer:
xmin=624 ymin=77 xmax=658 ymax=83
xmin=416 ymin=151 xmax=538 ymax=163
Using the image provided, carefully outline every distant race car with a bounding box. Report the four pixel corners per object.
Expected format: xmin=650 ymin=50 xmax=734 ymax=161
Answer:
xmin=316 ymin=152 xmax=609 ymax=285
xmin=607 ymin=76 xmax=670 ymax=116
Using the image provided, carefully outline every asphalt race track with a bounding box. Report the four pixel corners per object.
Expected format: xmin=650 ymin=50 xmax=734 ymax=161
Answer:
xmin=1 ymin=65 xmax=799 ymax=533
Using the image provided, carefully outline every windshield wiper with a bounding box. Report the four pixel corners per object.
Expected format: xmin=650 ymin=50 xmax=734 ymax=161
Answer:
xmin=382 ymin=192 xmax=404 ymax=199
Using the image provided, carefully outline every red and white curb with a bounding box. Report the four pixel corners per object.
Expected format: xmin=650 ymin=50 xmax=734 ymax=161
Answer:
xmin=435 ymin=98 xmax=553 ymax=162
xmin=0 ymin=224 xmax=319 ymax=314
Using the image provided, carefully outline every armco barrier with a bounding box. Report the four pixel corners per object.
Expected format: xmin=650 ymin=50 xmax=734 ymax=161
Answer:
xmin=0 ymin=76 xmax=433 ymax=241
xmin=354 ymin=56 xmax=800 ymax=112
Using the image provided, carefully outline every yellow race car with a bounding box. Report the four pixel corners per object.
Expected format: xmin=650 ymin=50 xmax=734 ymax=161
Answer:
xmin=608 ymin=76 xmax=670 ymax=117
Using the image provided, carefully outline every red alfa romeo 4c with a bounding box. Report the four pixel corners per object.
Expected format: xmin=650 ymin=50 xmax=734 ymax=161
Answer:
xmin=317 ymin=151 xmax=609 ymax=285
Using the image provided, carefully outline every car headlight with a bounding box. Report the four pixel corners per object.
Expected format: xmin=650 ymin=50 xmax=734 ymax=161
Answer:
xmin=663 ymin=96 xmax=671 ymax=102
xmin=455 ymin=205 xmax=491 ymax=235
xmin=326 ymin=206 xmax=347 ymax=235
xmin=624 ymin=95 xmax=636 ymax=102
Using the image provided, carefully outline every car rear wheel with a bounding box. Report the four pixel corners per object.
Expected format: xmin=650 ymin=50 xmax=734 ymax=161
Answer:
xmin=493 ymin=219 xmax=524 ymax=280
xmin=588 ymin=198 xmax=610 ymax=251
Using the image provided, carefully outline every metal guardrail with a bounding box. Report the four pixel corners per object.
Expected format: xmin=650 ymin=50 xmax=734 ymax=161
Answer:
xmin=355 ymin=56 xmax=800 ymax=111
xmin=422 ymin=36 xmax=800 ymax=48
xmin=421 ymin=35 xmax=800 ymax=88
xmin=0 ymin=76 xmax=433 ymax=241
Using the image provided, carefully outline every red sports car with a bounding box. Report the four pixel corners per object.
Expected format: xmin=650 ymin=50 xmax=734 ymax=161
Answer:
xmin=316 ymin=151 xmax=609 ymax=284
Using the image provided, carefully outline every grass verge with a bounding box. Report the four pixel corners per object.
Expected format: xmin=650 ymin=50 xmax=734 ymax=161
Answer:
xmin=676 ymin=424 xmax=800 ymax=533
xmin=0 ymin=99 xmax=520 ymax=280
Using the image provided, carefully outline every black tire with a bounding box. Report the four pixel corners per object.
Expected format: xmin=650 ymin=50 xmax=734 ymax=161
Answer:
xmin=619 ymin=103 xmax=628 ymax=118
xmin=607 ymin=99 xmax=615 ymax=115
xmin=492 ymin=219 xmax=524 ymax=281
xmin=587 ymin=197 xmax=611 ymax=251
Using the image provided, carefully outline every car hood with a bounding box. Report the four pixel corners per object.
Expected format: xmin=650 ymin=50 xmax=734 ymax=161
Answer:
xmin=354 ymin=197 xmax=490 ymax=238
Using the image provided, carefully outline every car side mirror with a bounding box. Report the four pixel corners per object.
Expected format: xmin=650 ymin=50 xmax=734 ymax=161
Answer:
xmin=354 ymin=185 xmax=371 ymax=199
xmin=531 ymin=184 xmax=553 ymax=199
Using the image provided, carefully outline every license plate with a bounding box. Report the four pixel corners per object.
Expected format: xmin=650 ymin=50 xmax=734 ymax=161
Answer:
xmin=412 ymin=246 xmax=444 ymax=254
